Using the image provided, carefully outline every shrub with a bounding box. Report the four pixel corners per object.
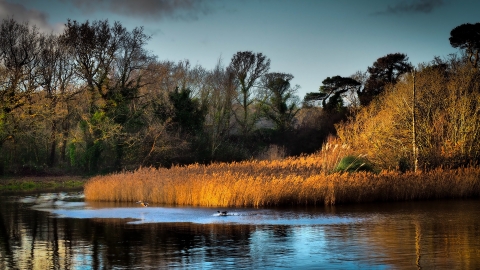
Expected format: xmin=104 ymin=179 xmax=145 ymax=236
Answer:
xmin=335 ymin=155 xmax=375 ymax=173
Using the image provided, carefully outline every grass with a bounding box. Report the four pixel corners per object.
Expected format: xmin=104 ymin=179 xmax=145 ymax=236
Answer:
xmin=84 ymin=165 xmax=480 ymax=207
xmin=84 ymin=138 xmax=480 ymax=206
xmin=0 ymin=176 xmax=87 ymax=191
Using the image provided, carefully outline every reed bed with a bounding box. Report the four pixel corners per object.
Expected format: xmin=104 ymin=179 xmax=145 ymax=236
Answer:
xmin=84 ymin=149 xmax=480 ymax=206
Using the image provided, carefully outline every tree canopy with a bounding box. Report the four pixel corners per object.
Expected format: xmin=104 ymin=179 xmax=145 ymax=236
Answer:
xmin=228 ymin=51 xmax=270 ymax=137
xmin=261 ymin=72 xmax=299 ymax=132
xmin=304 ymin=76 xmax=360 ymax=111
xmin=2 ymin=18 xmax=480 ymax=175
xmin=358 ymin=53 xmax=412 ymax=105
xmin=449 ymin=23 xmax=480 ymax=68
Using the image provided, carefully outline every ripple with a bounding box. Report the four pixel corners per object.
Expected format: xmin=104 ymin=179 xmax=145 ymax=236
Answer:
xmin=25 ymin=191 xmax=364 ymax=225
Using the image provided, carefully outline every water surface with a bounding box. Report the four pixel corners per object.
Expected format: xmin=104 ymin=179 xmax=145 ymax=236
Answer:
xmin=1 ymin=190 xmax=479 ymax=269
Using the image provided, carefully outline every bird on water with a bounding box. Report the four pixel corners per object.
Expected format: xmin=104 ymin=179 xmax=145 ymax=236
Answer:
xmin=217 ymin=211 xmax=228 ymax=216
xmin=136 ymin=201 xmax=149 ymax=207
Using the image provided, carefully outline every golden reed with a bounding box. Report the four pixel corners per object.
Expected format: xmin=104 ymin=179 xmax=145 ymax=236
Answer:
xmin=84 ymin=141 xmax=480 ymax=206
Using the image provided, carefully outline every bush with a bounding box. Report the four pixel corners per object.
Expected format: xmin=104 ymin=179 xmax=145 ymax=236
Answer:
xmin=335 ymin=155 xmax=375 ymax=173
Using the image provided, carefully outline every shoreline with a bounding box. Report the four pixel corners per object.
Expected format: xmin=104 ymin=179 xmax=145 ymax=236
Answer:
xmin=0 ymin=176 xmax=88 ymax=191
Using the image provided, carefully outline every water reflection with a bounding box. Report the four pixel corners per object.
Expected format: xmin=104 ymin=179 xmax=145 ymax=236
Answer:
xmin=0 ymin=191 xmax=479 ymax=269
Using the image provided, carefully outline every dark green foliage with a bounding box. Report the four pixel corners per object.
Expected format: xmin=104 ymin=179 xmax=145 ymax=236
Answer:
xmin=304 ymin=76 xmax=360 ymax=111
xmin=303 ymin=92 xmax=324 ymax=105
xmin=261 ymin=72 xmax=299 ymax=132
xmin=105 ymin=86 xmax=145 ymax=170
xmin=358 ymin=53 xmax=412 ymax=105
xmin=68 ymin=143 xmax=77 ymax=167
xmin=146 ymin=87 xmax=209 ymax=165
xmin=449 ymin=23 xmax=480 ymax=67
xmin=83 ymin=141 xmax=103 ymax=173
xmin=169 ymin=87 xmax=206 ymax=135
xmin=335 ymin=155 xmax=375 ymax=173
xmin=76 ymin=111 xmax=114 ymax=173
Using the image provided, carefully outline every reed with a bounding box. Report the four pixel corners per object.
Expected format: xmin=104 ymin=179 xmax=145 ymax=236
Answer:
xmin=84 ymin=139 xmax=480 ymax=206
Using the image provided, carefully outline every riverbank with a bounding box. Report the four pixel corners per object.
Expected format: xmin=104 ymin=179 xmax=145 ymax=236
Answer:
xmin=84 ymin=152 xmax=480 ymax=206
xmin=0 ymin=176 xmax=88 ymax=191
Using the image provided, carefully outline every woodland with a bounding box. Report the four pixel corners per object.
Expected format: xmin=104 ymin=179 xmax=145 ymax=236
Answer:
xmin=1 ymin=18 xmax=479 ymax=176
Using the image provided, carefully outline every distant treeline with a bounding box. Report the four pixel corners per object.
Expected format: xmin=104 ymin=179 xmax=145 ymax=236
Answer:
xmin=0 ymin=18 xmax=479 ymax=176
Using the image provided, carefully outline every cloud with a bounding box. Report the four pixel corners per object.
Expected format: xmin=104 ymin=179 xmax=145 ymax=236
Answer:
xmin=69 ymin=0 xmax=214 ymax=21
xmin=0 ymin=0 xmax=64 ymax=33
xmin=374 ymin=0 xmax=445 ymax=15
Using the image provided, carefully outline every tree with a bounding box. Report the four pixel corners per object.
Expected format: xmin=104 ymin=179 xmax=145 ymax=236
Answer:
xmin=449 ymin=23 xmax=480 ymax=68
xmin=62 ymin=19 xmax=152 ymax=172
xmin=168 ymin=87 xmax=206 ymax=135
xmin=0 ymin=18 xmax=41 ymax=119
xmin=348 ymin=71 xmax=368 ymax=110
xmin=37 ymin=33 xmax=77 ymax=167
xmin=337 ymin=57 xmax=480 ymax=170
xmin=304 ymin=76 xmax=360 ymax=111
xmin=358 ymin=53 xmax=412 ymax=106
xmin=228 ymin=51 xmax=270 ymax=137
xmin=62 ymin=19 xmax=151 ymax=112
xmin=202 ymin=59 xmax=236 ymax=159
xmin=261 ymin=72 xmax=300 ymax=132
xmin=168 ymin=87 xmax=207 ymax=163
xmin=0 ymin=19 xmax=43 ymax=172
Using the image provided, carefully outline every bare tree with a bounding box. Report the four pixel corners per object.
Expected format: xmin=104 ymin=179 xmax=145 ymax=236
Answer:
xmin=228 ymin=51 xmax=270 ymax=137
xmin=0 ymin=18 xmax=42 ymax=164
xmin=37 ymin=33 xmax=77 ymax=166
xmin=61 ymin=19 xmax=152 ymax=111
xmin=202 ymin=58 xmax=236 ymax=158
xmin=61 ymin=19 xmax=152 ymax=171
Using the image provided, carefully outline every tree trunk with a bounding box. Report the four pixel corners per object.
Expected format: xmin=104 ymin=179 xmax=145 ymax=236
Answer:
xmin=48 ymin=120 xmax=57 ymax=167
xmin=412 ymin=69 xmax=418 ymax=172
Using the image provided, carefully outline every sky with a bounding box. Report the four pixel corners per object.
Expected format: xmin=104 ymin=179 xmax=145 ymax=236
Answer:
xmin=0 ymin=0 xmax=479 ymax=99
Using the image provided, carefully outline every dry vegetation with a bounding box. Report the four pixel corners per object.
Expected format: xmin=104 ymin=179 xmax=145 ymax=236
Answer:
xmin=84 ymin=138 xmax=480 ymax=206
xmin=337 ymin=61 xmax=480 ymax=169
xmin=84 ymin=59 xmax=480 ymax=207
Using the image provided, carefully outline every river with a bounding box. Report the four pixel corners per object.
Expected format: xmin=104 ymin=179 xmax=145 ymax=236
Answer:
xmin=1 ymin=189 xmax=479 ymax=269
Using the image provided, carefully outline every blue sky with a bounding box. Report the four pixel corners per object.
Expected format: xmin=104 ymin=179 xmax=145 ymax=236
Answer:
xmin=0 ymin=0 xmax=478 ymax=99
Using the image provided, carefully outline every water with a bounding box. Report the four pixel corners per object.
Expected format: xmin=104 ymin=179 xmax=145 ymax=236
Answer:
xmin=1 ymin=190 xmax=479 ymax=269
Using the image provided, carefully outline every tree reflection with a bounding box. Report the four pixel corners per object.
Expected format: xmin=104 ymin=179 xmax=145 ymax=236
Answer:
xmin=0 ymin=209 xmax=18 ymax=269
xmin=0 ymin=193 xmax=479 ymax=269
